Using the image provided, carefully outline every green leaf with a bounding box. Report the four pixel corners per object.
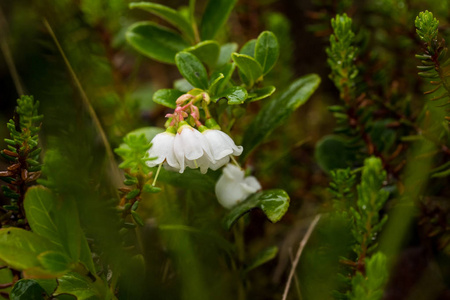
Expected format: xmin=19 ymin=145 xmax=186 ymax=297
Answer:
xmin=126 ymin=21 xmax=189 ymax=64
xmin=240 ymin=39 xmax=256 ymax=57
xmin=213 ymin=86 xmax=248 ymax=105
xmin=0 ymin=267 xmax=13 ymax=294
xmin=255 ymin=31 xmax=279 ymax=75
xmin=54 ymin=272 xmax=109 ymax=300
xmin=315 ymin=135 xmax=354 ymax=173
xmin=37 ymin=251 xmax=72 ymax=274
xmin=209 ymin=63 xmax=235 ymax=95
xmin=223 ymin=189 xmax=290 ymax=230
xmin=153 ymin=89 xmax=184 ymax=109
xmin=125 ymin=126 xmax=165 ymax=143
xmin=232 ymin=53 xmax=263 ymax=88
xmin=11 ymin=279 xmax=48 ymax=300
xmin=0 ymin=228 xmax=56 ymax=271
xmin=241 ymin=74 xmax=321 ymax=160
xmin=200 ymin=0 xmax=237 ymax=40
xmin=247 ymin=86 xmax=276 ymax=102
xmin=175 ymin=51 xmax=209 ymax=89
xmin=24 ymin=187 xmax=82 ymax=264
xmin=185 ymin=40 xmax=220 ymax=69
xmin=157 ymin=167 xmax=218 ymax=192
xmin=129 ymin=2 xmax=195 ymax=42
xmin=245 ymin=246 xmax=278 ymax=272
xmin=216 ymin=43 xmax=238 ymax=67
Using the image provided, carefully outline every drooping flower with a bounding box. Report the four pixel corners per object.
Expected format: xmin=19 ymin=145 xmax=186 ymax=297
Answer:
xmin=202 ymin=129 xmax=243 ymax=170
xmin=173 ymin=123 xmax=215 ymax=174
xmin=215 ymin=164 xmax=261 ymax=209
xmin=146 ymin=129 xmax=180 ymax=170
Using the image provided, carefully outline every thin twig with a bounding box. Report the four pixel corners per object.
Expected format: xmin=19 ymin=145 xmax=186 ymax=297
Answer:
xmin=0 ymin=5 xmax=25 ymax=96
xmin=282 ymin=214 xmax=321 ymax=300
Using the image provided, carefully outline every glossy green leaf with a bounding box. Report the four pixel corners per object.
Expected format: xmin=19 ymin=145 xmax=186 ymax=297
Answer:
xmin=315 ymin=135 xmax=354 ymax=173
xmin=232 ymin=53 xmax=263 ymax=88
xmin=37 ymin=251 xmax=72 ymax=274
xmin=245 ymin=246 xmax=278 ymax=272
xmin=126 ymin=22 xmax=189 ymax=64
xmin=153 ymin=89 xmax=184 ymax=109
xmin=242 ymin=74 xmax=321 ymax=159
xmin=213 ymin=86 xmax=248 ymax=105
xmin=240 ymin=39 xmax=256 ymax=57
xmin=255 ymin=31 xmax=279 ymax=75
xmin=223 ymin=189 xmax=290 ymax=230
xmin=200 ymin=0 xmax=237 ymax=40
xmin=209 ymin=63 xmax=235 ymax=95
xmin=54 ymin=272 xmax=109 ymax=300
xmin=216 ymin=43 xmax=238 ymax=67
xmin=175 ymin=52 xmax=209 ymax=89
xmin=129 ymin=2 xmax=195 ymax=42
xmin=0 ymin=228 xmax=56 ymax=270
xmin=247 ymin=86 xmax=276 ymax=102
xmin=185 ymin=40 xmax=220 ymax=69
xmin=10 ymin=279 xmax=48 ymax=300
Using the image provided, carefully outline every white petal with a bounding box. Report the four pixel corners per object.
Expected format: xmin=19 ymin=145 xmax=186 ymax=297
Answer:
xmin=209 ymin=156 xmax=230 ymax=171
xmin=242 ymin=176 xmax=262 ymax=193
xmin=214 ymin=163 xmax=262 ymax=209
xmin=203 ymin=130 xmax=243 ymax=160
xmin=223 ymin=163 xmax=245 ymax=181
xmin=147 ymin=132 xmax=175 ymax=167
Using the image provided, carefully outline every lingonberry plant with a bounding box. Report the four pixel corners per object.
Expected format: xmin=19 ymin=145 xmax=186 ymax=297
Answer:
xmin=0 ymin=0 xmax=449 ymax=299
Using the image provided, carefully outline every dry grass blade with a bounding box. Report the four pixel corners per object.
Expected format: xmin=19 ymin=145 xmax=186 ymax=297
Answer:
xmin=281 ymin=214 xmax=321 ymax=300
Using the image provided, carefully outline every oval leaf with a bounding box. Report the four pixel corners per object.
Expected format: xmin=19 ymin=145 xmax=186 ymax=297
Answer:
xmin=0 ymin=228 xmax=56 ymax=271
xmin=38 ymin=251 xmax=72 ymax=274
xmin=200 ymin=0 xmax=238 ymax=40
xmin=216 ymin=43 xmax=238 ymax=67
xmin=241 ymin=74 xmax=321 ymax=160
xmin=11 ymin=279 xmax=48 ymax=300
xmin=126 ymin=22 xmax=189 ymax=64
xmin=213 ymin=86 xmax=248 ymax=105
xmin=255 ymin=31 xmax=279 ymax=75
xmin=232 ymin=53 xmax=263 ymax=88
xmin=175 ymin=52 xmax=209 ymax=89
xmin=153 ymin=89 xmax=184 ymax=109
xmin=185 ymin=40 xmax=220 ymax=69
xmin=209 ymin=63 xmax=235 ymax=95
xmin=54 ymin=272 xmax=107 ymax=300
xmin=240 ymin=39 xmax=256 ymax=57
xmin=129 ymin=2 xmax=195 ymax=42
xmin=247 ymin=86 xmax=276 ymax=102
xmin=223 ymin=189 xmax=290 ymax=230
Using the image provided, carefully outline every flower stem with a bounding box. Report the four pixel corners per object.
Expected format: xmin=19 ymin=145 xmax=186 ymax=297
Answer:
xmin=230 ymin=156 xmax=241 ymax=168
xmin=152 ymin=163 xmax=162 ymax=187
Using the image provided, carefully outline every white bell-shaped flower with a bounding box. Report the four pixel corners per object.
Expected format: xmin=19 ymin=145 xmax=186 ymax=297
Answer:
xmin=173 ymin=124 xmax=215 ymax=174
xmin=146 ymin=130 xmax=180 ymax=170
xmin=215 ymin=164 xmax=261 ymax=209
xmin=202 ymin=129 xmax=243 ymax=170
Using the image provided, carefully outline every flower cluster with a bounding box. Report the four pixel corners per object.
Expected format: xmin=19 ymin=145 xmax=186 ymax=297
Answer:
xmin=146 ymin=93 xmax=243 ymax=174
xmin=215 ymin=164 xmax=261 ymax=209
